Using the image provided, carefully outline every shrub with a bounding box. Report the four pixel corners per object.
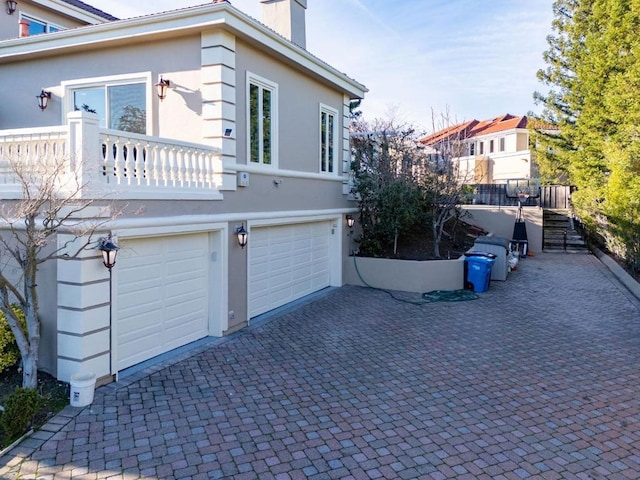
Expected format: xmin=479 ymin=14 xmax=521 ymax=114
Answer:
xmin=0 ymin=306 xmax=26 ymax=373
xmin=0 ymin=387 xmax=41 ymax=446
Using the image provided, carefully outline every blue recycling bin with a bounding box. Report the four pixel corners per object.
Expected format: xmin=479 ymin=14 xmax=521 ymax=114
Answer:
xmin=465 ymin=255 xmax=495 ymax=293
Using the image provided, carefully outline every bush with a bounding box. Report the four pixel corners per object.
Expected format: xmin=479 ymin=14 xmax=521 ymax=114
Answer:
xmin=0 ymin=387 xmax=41 ymax=445
xmin=0 ymin=306 xmax=25 ymax=373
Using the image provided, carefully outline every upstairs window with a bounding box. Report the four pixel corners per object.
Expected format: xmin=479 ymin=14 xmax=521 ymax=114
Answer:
xmin=469 ymin=142 xmax=475 ymax=156
xmin=499 ymin=137 xmax=506 ymax=152
xmin=20 ymin=15 xmax=61 ymax=35
xmin=479 ymin=142 xmax=484 ymax=155
xmin=489 ymin=139 xmax=495 ymax=153
xmin=64 ymin=74 xmax=150 ymax=135
xmin=247 ymin=73 xmax=278 ymax=166
xmin=320 ymin=104 xmax=338 ymax=173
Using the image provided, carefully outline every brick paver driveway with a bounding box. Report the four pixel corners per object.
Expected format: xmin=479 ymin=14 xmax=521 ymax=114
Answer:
xmin=2 ymin=252 xmax=640 ymax=479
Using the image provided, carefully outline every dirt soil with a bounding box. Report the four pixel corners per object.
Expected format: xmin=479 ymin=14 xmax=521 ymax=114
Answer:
xmin=364 ymin=220 xmax=487 ymax=261
xmin=0 ymin=366 xmax=69 ymax=448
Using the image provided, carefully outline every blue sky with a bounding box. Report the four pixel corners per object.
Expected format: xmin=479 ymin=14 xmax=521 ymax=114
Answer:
xmin=87 ymin=0 xmax=554 ymax=131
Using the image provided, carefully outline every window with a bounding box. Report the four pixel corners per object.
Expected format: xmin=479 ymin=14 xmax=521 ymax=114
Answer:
xmin=20 ymin=15 xmax=61 ymax=35
xmin=479 ymin=142 xmax=484 ymax=155
xmin=247 ymin=73 xmax=278 ymax=166
xmin=64 ymin=73 xmax=150 ymax=134
xmin=469 ymin=142 xmax=475 ymax=156
xmin=320 ymin=104 xmax=338 ymax=173
xmin=499 ymin=137 xmax=506 ymax=152
xmin=489 ymin=139 xmax=495 ymax=153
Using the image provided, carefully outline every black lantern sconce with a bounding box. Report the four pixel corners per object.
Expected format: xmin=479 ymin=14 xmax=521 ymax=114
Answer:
xmin=6 ymin=0 xmax=17 ymax=14
xmin=235 ymin=224 xmax=248 ymax=249
xmin=346 ymin=214 xmax=355 ymax=230
xmin=36 ymin=90 xmax=51 ymax=111
xmin=155 ymin=76 xmax=170 ymax=101
xmin=98 ymin=236 xmax=119 ymax=270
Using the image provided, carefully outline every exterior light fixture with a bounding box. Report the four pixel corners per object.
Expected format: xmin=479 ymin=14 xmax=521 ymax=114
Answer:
xmin=155 ymin=76 xmax=170 ymax=101
xmin=6 ymin=0 xmax=17 ymax=14
xmin=36 ymin=90 xmax=51 ymax=111
xmin=235 ymin=224 xmax=248 ymax=249
xmin=346 ymin=214 xmax=355 ymax=229
xmin=98 ymin=236 xmax=119 ymax=270
xmin=224 ymin=128 xmax=233 ymax=137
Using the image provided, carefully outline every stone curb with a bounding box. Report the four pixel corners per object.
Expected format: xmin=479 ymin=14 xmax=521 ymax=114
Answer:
xmin=592 ymin=246 xmax=640 ymax=301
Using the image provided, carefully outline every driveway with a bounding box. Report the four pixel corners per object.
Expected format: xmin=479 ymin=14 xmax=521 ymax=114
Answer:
xmin=2 ymin=253 xmax=640 ymax=479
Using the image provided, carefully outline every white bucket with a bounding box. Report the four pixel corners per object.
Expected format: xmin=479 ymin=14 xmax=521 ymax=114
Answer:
xmin=70 ymin=372 xmax=97 ymax=407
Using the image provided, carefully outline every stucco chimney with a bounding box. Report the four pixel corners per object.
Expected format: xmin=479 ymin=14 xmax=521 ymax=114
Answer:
xmin=260 ymin=0 xmax=307 ymax=49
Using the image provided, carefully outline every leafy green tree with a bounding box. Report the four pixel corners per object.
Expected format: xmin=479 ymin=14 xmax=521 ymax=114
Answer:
xmin=535 ymin=0 xmax=640 ymax=269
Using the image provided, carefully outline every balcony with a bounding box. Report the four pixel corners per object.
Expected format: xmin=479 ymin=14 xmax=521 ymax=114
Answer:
xmin=0 ymin=112 xmax=226 ymax=200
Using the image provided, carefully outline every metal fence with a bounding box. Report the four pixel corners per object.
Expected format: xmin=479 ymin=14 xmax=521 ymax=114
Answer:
xmin=465 ymin=184 xmax=573 ymax=209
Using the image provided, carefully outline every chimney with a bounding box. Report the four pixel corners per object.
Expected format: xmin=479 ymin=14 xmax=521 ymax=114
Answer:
xmin=260 ymin=0 xmax=307 ymax=49
xmin=19 ymin=19 xmax=30 ymax=37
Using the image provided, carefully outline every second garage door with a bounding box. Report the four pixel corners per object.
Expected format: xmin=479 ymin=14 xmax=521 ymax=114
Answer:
xmin=115 ymin=233 xmax=210 ymax=371
xmin=249 ymin=221 xmax=332 ymax=317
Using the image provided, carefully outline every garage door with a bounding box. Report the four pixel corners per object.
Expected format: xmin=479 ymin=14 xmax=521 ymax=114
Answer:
xmin=116 ymin=233 xmax=210 ymax=371
xmin=249 ymin=221 xmax=331 ymax=317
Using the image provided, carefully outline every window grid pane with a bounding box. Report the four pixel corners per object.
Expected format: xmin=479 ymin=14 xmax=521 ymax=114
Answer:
xmin=328 ymin=113 xmax=334 ymax=172
xmin=262 ymin=89 xmax=271 ymax=165
xmin=321 ymin=112 xmax=327 ymax=172
xmin=249 ymin=84 xmax=259 ymax=163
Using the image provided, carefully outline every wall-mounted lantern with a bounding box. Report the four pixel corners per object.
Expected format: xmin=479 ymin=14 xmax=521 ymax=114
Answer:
xmin=36 ymin=90 xmax=51 ymax=111
xmin=155 ymin=76 xmax=170 ymax=101
xmin=6 ymin=0 xmax=17 ymax=15
xmin=235 ymin=224 xmax=248 ymax=249
xmin=98 ymin=236 xmax=119 ymax=270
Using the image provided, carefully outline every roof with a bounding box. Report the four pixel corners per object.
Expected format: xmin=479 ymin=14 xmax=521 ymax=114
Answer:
xmin=420 ymin=114 xmax=528 ymax=146
xmin=60 ymin=0 xmax=119 ymax=21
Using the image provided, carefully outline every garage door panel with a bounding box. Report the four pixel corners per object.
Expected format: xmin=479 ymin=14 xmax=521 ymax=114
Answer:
xmin=249 ymin=221 xmax=332 ymax=317
xmin=116 ymin=233 xmax=210 ymax=371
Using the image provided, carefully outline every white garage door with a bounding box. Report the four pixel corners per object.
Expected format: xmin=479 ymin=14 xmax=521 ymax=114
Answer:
xmin=249 ymin=221 xmax=332 ymax=318
xmin=116 ymin=233 xmax=210 ymax=371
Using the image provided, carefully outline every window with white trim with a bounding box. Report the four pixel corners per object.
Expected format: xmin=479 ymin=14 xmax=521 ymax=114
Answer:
xmin=499 ymin=137 xmax=506 ymax=152
xmin=64 ymin=74 xmax=150 ymax=134
xmin=247 ymin=73 xmax=278 ymax=166
xmin=20 ymin=14 xmax=61 ymax=35
xmin=320 ymin=104 xmax=338 ymax=173
xmin=469 ymin=142 xmax=475 ymax=156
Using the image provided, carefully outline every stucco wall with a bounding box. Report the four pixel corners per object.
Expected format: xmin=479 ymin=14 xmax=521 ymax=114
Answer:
xmin=0 ymin=0 xmax=90 ymax=40
xmin=235 ymin=39 xmax=345 ymax=173
xmin=461 ymin=205 xmax=543 ymax=254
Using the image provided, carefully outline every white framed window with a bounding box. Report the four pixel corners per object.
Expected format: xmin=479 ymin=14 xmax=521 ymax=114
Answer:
xmin=479 ymin=142 xmax=484 ymax=155
xmin=247 ymin=72 xmax=278 ymax=167
xmin=489 ymin=139 xmax=495 ymax=153
xmin=62 ymin=73 xmax=152 ymax=135
xmin=319 ymin=104 xmax=338 ymax=173
xmin=499 ymin=137 xmax=506 ymax=152
xmin=20 ymin=14 xmax=61 ymax=35
xmin=469 ymin=142 xmax=475 ymax=156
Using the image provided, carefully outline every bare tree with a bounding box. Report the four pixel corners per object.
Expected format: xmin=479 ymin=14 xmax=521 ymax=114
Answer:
xmin=0 ymin=151 xmax=113 ymax=389
xmin=420 ymin=109 xmax=476 ymax=258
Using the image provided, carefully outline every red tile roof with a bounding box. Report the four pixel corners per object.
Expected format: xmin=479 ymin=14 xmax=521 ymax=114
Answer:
xmin=420 ymin=114 xmax=528 ymax=146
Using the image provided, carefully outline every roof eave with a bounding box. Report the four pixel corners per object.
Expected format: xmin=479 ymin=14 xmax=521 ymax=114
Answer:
xmin=0 ymin=3 xmax=367 ymax=99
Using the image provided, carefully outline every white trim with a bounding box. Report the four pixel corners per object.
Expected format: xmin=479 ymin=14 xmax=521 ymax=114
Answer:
xmin=106 ymin=209 xmax=355 ymax=231
xmin=0 ymin=4 xmax=368 ymax=99
xmin=246 ymin=71 xmax=279 ymax=168
xmin=228 ymin=162 xmax=345 ymax=182
xmin=62 ymin=72 xmax=153 ymax=135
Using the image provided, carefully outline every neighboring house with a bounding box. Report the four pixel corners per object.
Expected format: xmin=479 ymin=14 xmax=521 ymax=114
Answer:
xmin=0 ymin=0 xmax=117 ymax=40
xmin=0 ymin=0 xmax=367 ymax=383
xmin=419 ymin=114 xmax=536 ymax=184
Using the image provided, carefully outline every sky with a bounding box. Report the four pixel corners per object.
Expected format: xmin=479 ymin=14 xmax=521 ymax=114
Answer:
xmin=85 ymin=0 xmax=555 ymax=132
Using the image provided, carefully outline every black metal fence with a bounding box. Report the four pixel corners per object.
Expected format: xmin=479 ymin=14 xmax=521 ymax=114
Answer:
xmin=464 ymin=184 xmax=573 ymax=209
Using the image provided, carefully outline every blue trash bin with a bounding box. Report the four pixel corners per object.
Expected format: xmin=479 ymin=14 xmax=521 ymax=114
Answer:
xmin=465 ymin=255 xmax=495 ymax=293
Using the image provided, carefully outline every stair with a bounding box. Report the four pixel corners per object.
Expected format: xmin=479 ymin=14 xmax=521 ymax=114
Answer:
xmin=543 ymin=209 xmax=589 ymax=253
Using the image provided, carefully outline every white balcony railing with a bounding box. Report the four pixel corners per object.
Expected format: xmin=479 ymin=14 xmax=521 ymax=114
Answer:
xmin=0 ymin=112 xmax=224 ymax=200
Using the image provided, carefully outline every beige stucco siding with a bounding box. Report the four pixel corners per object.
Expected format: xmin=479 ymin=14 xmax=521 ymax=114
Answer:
xmin=0 ymin=35 xmax=204 ymax=142
xmin=235 ymin=39 xmax=345 ymax=174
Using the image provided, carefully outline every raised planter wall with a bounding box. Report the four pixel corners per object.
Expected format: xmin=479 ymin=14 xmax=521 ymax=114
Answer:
xmin=343 ymin=255 xmax=464 ymax=293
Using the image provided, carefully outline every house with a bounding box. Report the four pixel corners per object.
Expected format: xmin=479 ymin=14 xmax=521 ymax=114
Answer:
xmin=419 ymin=114 xmax=536 ymax=184
xmin=0 ymin=0 xmax=367 ymax=383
